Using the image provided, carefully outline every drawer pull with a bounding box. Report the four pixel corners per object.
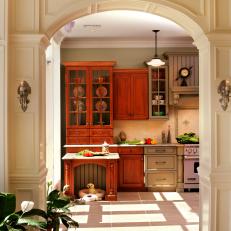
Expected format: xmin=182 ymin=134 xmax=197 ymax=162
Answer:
xmin=155 ymin=161 xmax=167 ymax=164
xmin=156 ymin=178 xmax=167 ymax=181
xmin=187 ymin=177 xmax=196 ymax=181
xmin=155 ymin=149 xmax=166 ymax=153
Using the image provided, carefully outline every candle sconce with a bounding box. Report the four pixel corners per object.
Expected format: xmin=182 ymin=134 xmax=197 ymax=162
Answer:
xmin=17 ymin=81 xmax=31 ymax=112
xmin=217 ymin=80 xmax=231 ymax=111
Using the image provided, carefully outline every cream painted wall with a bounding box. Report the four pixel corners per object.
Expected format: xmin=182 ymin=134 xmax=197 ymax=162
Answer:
xmin=6 ymin=0 xmax=231 ymax=230
xmin=113 ymin=108 xmax=199 ymax=143
xmin=113 ymin=108 xmax=176 ymax=143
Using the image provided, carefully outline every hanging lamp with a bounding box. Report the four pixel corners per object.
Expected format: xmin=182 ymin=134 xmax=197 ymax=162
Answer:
xmin=147 ymin=30 xmax=165 ymax=67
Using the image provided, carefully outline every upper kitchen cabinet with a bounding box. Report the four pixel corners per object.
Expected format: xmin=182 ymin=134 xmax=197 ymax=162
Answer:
xmin=149 ymin=66 xmax=169 ymax=119
xmin=164 ymin=52 xmax=199 ymax=105
xmin=113 ymin=69 xmax=148 ymax=120
xmin=64 ymin=61 xmax=115 ymax=144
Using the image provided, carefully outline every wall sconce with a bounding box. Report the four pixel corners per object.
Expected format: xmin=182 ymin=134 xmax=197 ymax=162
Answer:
xmin=217 ymin=80 xmax=231 ymax=111
xmin=17 ymin=81 xmax=31 ymax=112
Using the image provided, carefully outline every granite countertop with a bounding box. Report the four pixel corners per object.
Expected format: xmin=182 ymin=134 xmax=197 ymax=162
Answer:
xmin=64 ymin=143 xmax=184 ymax=148
xmin=62 ymin=153 xmax=120 ymax=160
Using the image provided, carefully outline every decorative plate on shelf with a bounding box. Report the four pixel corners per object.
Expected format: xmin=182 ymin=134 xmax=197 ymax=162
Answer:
xmin=95 ymin=100 xmax=107 ymax=111
xmin=73 ymin=100 xmax=84 ymax=112
xmin=96 ymin=86 xmax=107 ymax=97
xmin=73 ymin=86 xmax=85 ymax=97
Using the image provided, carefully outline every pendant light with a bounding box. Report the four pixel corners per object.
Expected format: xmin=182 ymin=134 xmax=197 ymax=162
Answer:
xmin=147 ymin=30 xmax=165 ymax=67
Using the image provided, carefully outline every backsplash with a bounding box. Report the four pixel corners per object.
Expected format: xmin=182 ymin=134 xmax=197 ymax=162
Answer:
xmin=113 ymin=109 xmax=176 ymax=143
xmin=176 ymin=109 xmax=199 ymax=136
xmin=113 ymin=108 xmax=199 ymax=143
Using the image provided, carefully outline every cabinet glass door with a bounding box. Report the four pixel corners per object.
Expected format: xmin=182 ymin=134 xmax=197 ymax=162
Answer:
xmin=91 ymin=69 xmax=111 ymax=126
xmin=67 ymin=69 xmax=88 ymax=126
xmin=149 ymin=66 xmax=168 ymax=119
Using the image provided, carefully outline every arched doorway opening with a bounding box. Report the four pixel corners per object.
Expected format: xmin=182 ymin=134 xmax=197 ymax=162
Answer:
xmin=44 ymin=3 xmax=210 ymax=230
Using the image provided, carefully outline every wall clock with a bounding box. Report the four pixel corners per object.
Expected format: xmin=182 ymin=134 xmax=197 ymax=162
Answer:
xmin=177 ymin=66 xmax=192 ymax=86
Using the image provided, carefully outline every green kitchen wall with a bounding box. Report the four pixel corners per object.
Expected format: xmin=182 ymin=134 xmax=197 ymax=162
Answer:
xmin=61 ymin=47 xmax=198 ymax=68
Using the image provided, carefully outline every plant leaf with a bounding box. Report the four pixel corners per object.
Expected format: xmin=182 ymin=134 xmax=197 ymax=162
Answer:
xmin=17 ymin=218 xmax=47 ymax=230
xmin=22 ymin=209 xmax=48 ymax=220
xmin=52 ymin=199 xmax=70 ymax=208
xmin=60 ymin=214 xmax=79 ymax=228
xmin=0 ymin=193 xmax=16 ymax=222
xmin=47 ymin=189 xmax=60 ymax=201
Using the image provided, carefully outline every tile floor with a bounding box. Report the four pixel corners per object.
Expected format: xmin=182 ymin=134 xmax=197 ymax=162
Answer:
xmin=68 ymin=192 xmax=199 ymax=231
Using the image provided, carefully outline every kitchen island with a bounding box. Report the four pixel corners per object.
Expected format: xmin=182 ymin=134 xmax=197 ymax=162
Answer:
xmin=64 ymin=144 xmax=184 ymax=192
xmin=62 ymin=153 xmax=119 ymax=201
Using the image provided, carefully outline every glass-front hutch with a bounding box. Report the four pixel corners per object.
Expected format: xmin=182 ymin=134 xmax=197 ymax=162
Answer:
xmin=64 ymin=61 xmax=115 ymax=144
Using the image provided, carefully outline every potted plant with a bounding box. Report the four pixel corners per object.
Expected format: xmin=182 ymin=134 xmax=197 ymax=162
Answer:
xmin=0 ymin=192 xmax=47 ymax=230
xmin=0 ymin=183 xmax=80 ymax=230
xmin=46 ymin=181 xmax=79 ymax=230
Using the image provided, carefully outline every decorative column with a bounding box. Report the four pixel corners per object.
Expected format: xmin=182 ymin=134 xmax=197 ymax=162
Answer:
xmin=0 ymin=0 xmax=8 ymax=192
xmin=8 ymin=34 xmax=49 ymax=209
xmin=45 ymin=32 xmax=64 ymax=186
xmin=195 ymin=31 xmax=231 ymax=230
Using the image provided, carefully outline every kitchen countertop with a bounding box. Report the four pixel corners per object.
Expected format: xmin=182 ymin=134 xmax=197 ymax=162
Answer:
xmin=62 ymin=153 xmax=120 ymax=160
xmin=64 ymin=143 xmax=184 ymax=148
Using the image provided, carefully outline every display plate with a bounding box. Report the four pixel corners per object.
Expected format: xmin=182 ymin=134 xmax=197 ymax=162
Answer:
xmin=96 ymin=86 xmax=107 ymax=97
xmin=95 ymin=100 xmax=107 ymax=111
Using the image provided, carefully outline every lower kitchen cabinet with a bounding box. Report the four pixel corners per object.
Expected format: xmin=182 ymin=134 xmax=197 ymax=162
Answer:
xmin=118 ymin=147 xmax=145 ymax=191
xmin=144 ymin=146 xmax=184 ymax=192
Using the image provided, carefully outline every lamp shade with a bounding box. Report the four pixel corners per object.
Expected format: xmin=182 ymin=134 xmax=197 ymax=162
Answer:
xmin=147 ymin=30 xmax=165 ymax=67
xmin=146 ymin=57 xmax=165 ymax=67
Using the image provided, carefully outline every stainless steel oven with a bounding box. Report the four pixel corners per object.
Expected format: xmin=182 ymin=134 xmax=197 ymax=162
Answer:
xmin=184 ymin=144 xmax=199 ymax=189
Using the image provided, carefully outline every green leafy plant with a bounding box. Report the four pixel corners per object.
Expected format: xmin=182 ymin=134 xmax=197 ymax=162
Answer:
xmin=0 ymin=193 xmax=47 ymax=230
xmin=0 ymin=183 xmax=80 ymax=231
xmin=46 ymin=181 xmax=79 ymax=230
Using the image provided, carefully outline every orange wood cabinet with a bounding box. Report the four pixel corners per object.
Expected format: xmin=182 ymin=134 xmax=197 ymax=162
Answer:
xmin=117 ymin=147 xmax=145 ymax=191
xmin=63 ymin=157 xmax=118 ymax=201
xmin=113 ymin=69 xmax=149 ymax=120
xmin=63 ymin=61 xmax=116 ymax=144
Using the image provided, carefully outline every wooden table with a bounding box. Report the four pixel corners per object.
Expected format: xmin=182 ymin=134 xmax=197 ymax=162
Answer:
xmin=62 ymin=153 xmax=119 ymax=201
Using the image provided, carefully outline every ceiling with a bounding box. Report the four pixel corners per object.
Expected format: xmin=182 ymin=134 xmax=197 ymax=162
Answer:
xmin=60 ymin=10 xmax=194 ymax=48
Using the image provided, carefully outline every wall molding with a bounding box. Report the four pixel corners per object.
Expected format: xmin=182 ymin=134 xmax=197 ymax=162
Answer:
xmin=61 ymin=38 xmax=195 ymax=48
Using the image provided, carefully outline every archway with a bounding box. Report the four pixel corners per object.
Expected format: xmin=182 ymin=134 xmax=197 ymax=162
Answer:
xmin=44 ymin=2 xmax=210 ymax=230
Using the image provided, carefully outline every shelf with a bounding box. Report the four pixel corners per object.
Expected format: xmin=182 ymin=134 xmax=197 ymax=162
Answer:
xmin=152 ymin=79 xmax=166 ymax=81
xmin=152 ymin=91 xmax=166 ymax=94
xmin=149 ymin=66 xmax=169 ymax=119
xmin=92 ymin=97 xmax=110 ymax=99
xmin=92 ymin=82 xmax=110 ymax=85
xmin=68 ymin=82 xmax=87 ymax=85
xmin=92 ymin=111 xmax=110 ymax=113
xmin=69 ymin=111 xmax=87 ymax=113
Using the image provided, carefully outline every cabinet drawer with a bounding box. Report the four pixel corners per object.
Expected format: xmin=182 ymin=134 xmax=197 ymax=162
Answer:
xmin=118 ymin=147 xmax=143 ymax=155
xmin=146 ymin=171 xmax=176 ymax=186
xmin=90 ymin=129 xmax=113 ymax=137
xmin=66 ymin=128 xmax=89 ymax=137
xmin=90 ymin=136 xmax=114 ymax=144
xmin=66 ymin=136 xmax=90 ymax=144
xmin=146 ymin=155 xmax=176 ymax=170
xmin=144 ymin=147 xmax=176 ymax=155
